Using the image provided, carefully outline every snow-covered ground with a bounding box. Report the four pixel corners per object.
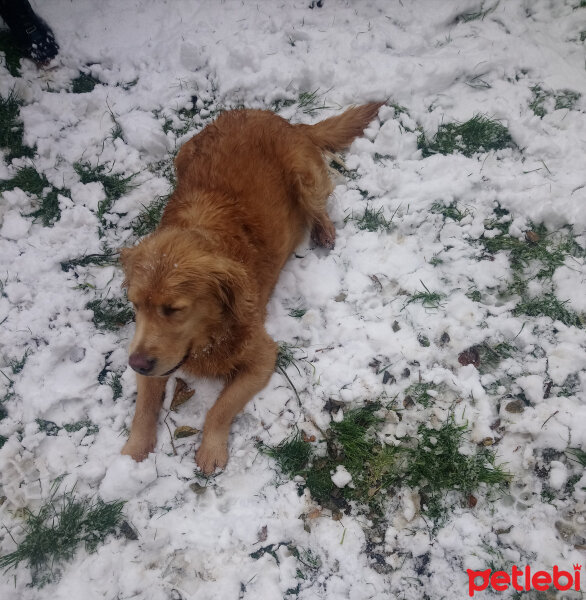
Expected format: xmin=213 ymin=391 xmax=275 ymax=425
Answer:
xmin=1 ymin=0 xmax=586 ymax=598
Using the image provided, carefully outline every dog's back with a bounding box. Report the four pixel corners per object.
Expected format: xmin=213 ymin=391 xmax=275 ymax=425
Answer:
xmin=162 ymin=103 xmax=383 ymax=298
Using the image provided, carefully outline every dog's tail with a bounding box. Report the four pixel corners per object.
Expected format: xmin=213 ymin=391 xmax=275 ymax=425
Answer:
xmin=298 ymin=102 xmax=384 ymax=151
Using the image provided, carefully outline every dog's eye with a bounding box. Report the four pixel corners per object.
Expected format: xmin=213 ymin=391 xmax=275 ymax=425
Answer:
xmin=161 ymin=305 xmax=182 ymax=317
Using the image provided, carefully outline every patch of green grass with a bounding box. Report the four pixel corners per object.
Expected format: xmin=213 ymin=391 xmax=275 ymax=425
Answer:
xmin=26 ymin=187 xmax=63 ymax=226
xmin=62 ymin=420 xmax=100 ymax=436
xmin=0 ymin=490 xmax=124 ymax=587
xmin=431 ymin=201 xmax=469 ymax=222
xmin=530 ymin=85 xmax=581 ymax=117
xmin=558 ymin=373 xmax=580 ymax=398
xmin=0 ymin=30 xmax=25 ymax=77
xmin=148 ymin=155 xmax=176 ymax=188
xmin=406 ymin=418 xmax=509 ymax=528
xmin=74 ymin=162 xmax=138 ymax=228
xmin=0 ymin=91 xmax=35 ymax=160
xmin=107 ymin=109 xmax=124 ymax=142
xmin=35 ymin=419 xmax=61 ymax=436
xmin=261 ymin=432 xmax=312 ymax=477
xmin=8 ymin=349 xmax=30 ymax=374
xmin=456 ymin=1 xmax=499 ymax=22
xmin=566 ymin=448 xmax=586 ymax=467
xmin=0 ymin=166 xmax=69 ymax=226
xmin=555 ymin=90 xmax=581 ymax=111
xmin=0 ymin=166 xmax=47 ymax=195
xmin=329 ymin=156 xmax=359 ymax=180
xmin=513 ymin=294 xmax=582 ymax=328
xmin=465 ymin=74 xmax=492 ymax=89
xmin=276 ymin=342 xmax=306 ymax=373
xmin=297 ymin=89 xmax=333 ymax=116
xmin=118 ymin=78 xmax=138 ymax=91
xmin=403 ymin=282 xmax=445 ymax=310
xmin=275 ymin=342 xmax=315 ymax=406
xmin=87 ymin=297 xmax=134 ymax=330
xmin=271 ymin=97 xmax=296 ymax=112
xmin=418 ymin=114 xmax=513 ymax=158
xmin=403 ymin=382 xmax=437 ymax=408
xmin=36 ymin=417 xmax=99 ymax=438
xmin=481 ymin=221 xmax=585 ymax=328
xmin=71 ymin=72 xmax=100 ymax=94
xmin=249 ymin=542 xmax=321 ymax=596
xmin=289 ymin=308 xmax=307 ymax=319
xmin=331 ymin=403 xmax=384 ymax=470
xmin=161 ymin=94 xmax=218 ymax=137
xmin=476 ymin=342 xmax=513 ymax=373
xmin=344 ymin=205 xmax=396 ymax=232
xmin=466 ymin=289 xmax=481 ymax=302
xmin=107 ymin=371 xmax=123 ymax=401
xmin=0 ymin=166 xmax=66 ymax=226
xmin=130 ymin=194 xmax=168 ymax=237
xmin=97 ymin=356 xmax=124 ymax=401
xmin=389 ymin=101 xmax=408 ymax=116
xmin=263 ymin=406 xmax=508 ymax=529
xmin=60 ymin=249 xmax=118 ymax=272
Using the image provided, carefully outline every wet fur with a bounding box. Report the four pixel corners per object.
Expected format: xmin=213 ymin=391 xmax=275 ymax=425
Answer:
xmin=120 ymin=103 xmax=383 ymax=473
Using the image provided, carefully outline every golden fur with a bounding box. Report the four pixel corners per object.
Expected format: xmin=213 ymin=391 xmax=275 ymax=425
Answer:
xmin=120 ymin=102 xmax=383 ymax=473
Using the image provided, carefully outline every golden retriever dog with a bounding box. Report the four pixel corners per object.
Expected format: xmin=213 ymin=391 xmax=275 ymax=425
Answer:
xmin=120 ymin=102 xmax=383 ymax=473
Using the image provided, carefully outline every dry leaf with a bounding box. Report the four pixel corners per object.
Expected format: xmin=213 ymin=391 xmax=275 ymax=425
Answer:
xmin=458 ymin=347 xmax=480 ymax=368
xmin=174 ymin=425 xmax=200 ymax=439
xmin=525 ymin=230 xmax=540 ymax=243
xmin=307 ymin=508 xmax=322 ymax=519
xmin=171 ymin=378 xmax=195 ymax=410
xmin=257 ymin=525 xmax=268 ymax=542
xmin=505 ymin=399 xmax=524 ymax=413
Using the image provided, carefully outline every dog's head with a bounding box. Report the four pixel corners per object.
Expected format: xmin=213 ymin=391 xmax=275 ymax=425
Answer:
xmin=120 ymin=229 xmax=252 ymax=377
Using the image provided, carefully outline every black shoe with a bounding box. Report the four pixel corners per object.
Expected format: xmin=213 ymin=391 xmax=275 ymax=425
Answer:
xmin=0 ymin=0 xmax=58 ymax=64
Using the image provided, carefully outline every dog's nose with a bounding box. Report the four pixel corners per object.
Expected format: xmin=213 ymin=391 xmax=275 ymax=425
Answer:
xmin=129 ymin=353 xmax=156 ymax=375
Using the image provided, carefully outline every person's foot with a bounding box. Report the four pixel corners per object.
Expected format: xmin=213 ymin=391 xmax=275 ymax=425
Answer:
xmin=0 ymin=1 xmax=58 ymax=64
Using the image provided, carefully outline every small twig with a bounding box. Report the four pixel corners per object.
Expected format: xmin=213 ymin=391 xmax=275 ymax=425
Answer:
xmin=0 ymin=368 xmax=13 ymax=383
xmin=277 ymin=365 xmax=302 ymax=408
xmin=163 ymin=410 xmax=178 ymax=456
xmin=541 ymin=410 xmax=559 ymax=429
xmin=315 ymin=345 xmax=334 ymax=354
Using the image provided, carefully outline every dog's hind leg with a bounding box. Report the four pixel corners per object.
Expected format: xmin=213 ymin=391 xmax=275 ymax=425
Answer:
xmin=310 ymin=214 xmax=336 ymax=249
xmin=290 ymin=145 xmax=337 ymax=249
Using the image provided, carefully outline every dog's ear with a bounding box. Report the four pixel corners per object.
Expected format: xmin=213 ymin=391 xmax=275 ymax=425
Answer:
xmin=119 ymin=247 xmax=136 ymax=288
xmin=207 ymin=258 xmax=255 ymax=324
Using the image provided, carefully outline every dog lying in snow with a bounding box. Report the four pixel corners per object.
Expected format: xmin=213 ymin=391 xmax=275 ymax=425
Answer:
xmin=120 ymin=102 xmax=383 ymax=473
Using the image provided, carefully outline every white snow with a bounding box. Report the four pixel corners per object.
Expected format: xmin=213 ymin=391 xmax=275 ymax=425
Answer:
xmin=331 ymin=465 xmax=352 ymax=488
xmin=1 ymin=0 xmax=586 ymax=598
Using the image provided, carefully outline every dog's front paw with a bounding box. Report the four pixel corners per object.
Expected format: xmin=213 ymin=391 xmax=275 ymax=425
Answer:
xmin=121 ymin=435 xmax=156 ymax=462
xmin=195 ymin=437 xmax=228 ymax=474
